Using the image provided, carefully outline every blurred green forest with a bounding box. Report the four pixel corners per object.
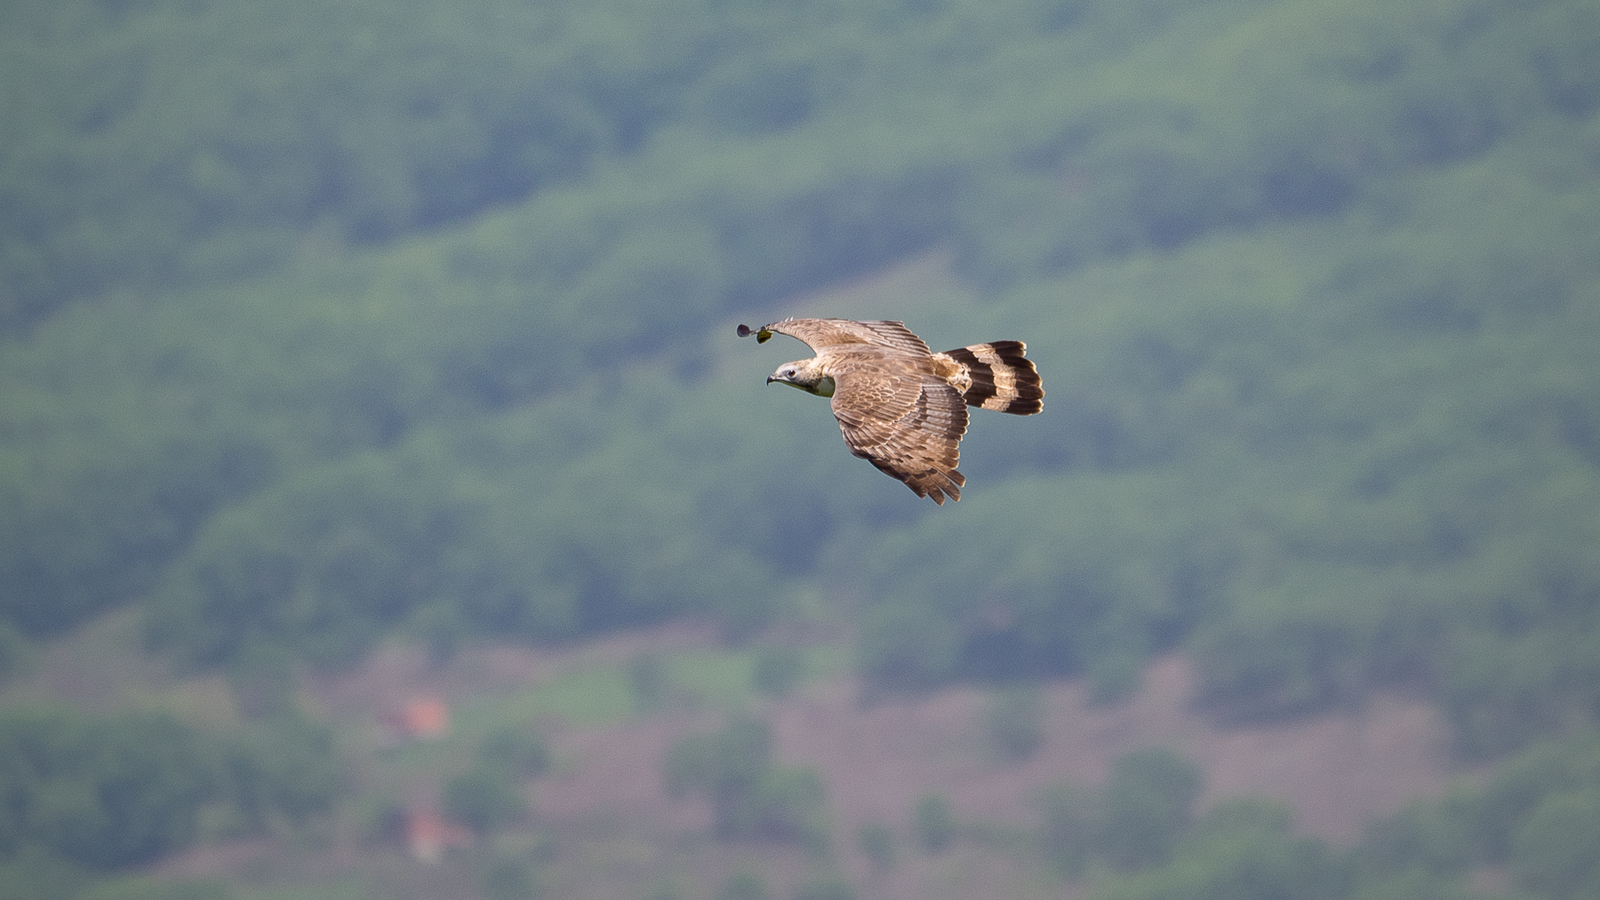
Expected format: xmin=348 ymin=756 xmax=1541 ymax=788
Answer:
xmin=4 ymin=0 xmax=1600 ymax=897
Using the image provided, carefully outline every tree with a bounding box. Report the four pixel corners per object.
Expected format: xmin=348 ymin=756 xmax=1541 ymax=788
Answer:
xmin=1096 ymin=748 xmax=1203 ymax=871
xmin=663 ymin=715 xmax=828 ymax=847
xmin=1509 ymin=787 xmax=1600 ymax=900
xmin=913 ymin=794 xmax=954 ymax=854
xmin=984 ymin=685 xmax=1046 ymax=762
xmin=753 ymin=644 xmax=806 ymax=699
xmin=0 ymin=623 xmax=34 ymax=684
xmin=0 ymin=706 xmax=331 ymax=874
xmin=0 ymin=709 xmax=218 ymax=870
xmin=475 ymin=852 xmax=539 ymax=900
xmin=442 ymin=764 xmax=526 ymax=834
xmin=1038 ymin=782 xmax=1098 ymax=877
xmin=857 ymin=822 xmax=897 ymax=873
xmin=716 ymin=868 xmax=771 ymax=900
xmin=1096 ymin=798 xmax=1345 ymax=900
xmin=477 ymin=726 xmax=551 ymax=780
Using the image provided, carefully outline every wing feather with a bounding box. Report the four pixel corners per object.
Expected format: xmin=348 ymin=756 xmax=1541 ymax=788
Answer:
xmin=830 ymin=358 xmax=969 ymax=505
xmin=753 ymin=318 xmax=933 ymax=357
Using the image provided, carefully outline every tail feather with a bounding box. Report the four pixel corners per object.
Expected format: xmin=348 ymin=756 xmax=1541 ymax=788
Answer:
xmin=942 ymin=341 xmax=1044 ymax=415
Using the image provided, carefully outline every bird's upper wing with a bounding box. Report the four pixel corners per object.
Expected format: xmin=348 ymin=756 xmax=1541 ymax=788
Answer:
xmin=829 ymin=351 xmax=969 ymax=505
xmin=743 ymin=318 xmax=933 ymax=357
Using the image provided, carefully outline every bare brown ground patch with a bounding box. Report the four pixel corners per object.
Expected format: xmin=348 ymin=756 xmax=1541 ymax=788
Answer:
xmin=755 ymin=654 xmax=1453 ymax=892
xmin=152 ymin=637 xmax=1456 ymax=900
xmin=775 ymin=655 xmax=1452 ymax=844
xmin=521 ymin=652 xmax=1454 ymax=898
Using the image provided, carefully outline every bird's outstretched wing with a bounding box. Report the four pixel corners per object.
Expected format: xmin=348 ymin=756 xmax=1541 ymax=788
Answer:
xmin=829 ymin=359 xmax=969 ymax=505
xmin=739 ymin=318 xmax=933 ymax=357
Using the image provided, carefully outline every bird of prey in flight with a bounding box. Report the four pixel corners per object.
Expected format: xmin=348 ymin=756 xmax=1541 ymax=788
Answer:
xmin=737 ymin=318 xmax=1043 ymax=504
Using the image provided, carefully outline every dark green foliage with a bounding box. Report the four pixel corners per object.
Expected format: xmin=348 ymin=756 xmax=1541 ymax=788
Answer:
xmin=478 ymin=726 xmax=551 ymax=780
xmin=1098 ymin=749 xmax=1203 ymax=871
xmin=753 ymin=644 xmax=806 ymax=700
xmin=224 ymin=643 xmax=298 ymax=720
xmin=6 ymin=2 xmax=1600 ymax=898
xmin=850 ymin=471 xmax=1220 ymax=699
xmin=1509 ymin=787 xmax=1600 ymax=900
xmin=856 ymin=822 xmax=897 ymax=873
xmin=1038 ymin=748 xmax=1202 ymax=875
xmin=665 ymin=715 xmax=772 ymax=806
xmin=1094 ymin=798 xmax=1347 ymax=900
xmin=0 ymin=864 xmax=230 ymax=900
xmin=1038 ymin=781 xmax=1097 ymax=877
xmin=1340 ymin=869 xmax=1485 ymax=900
xmin=7 ymin=0 xmax=1591 ymax=332
xmin=1470 ymin=735 xmax=1600 ymax=861
xmin=142 ymin=452 xmax=464 ymax=668
xmin=0 ymin=622 xmax=35 ymax=684
xmin=1484 ymin=738 xmax=1600 ymax=897
xmin=77 ymin=876 xmax=233 ymax=900
xmin=983 ymin=685 xmax=1045 ymax=762
xmin=1187 ymin=586 xmax=1383 ymax=721
xmin=2 ymin=9 xmax=1600 ymax=873
xmin=629 ymin=652 xmax=670 ymax=712
xmin=1356 ymin=791 xmax=1480 ymax=879
xmin=0 ymin=707 xmax=218 ymax=870
xmin=790 ymin=874 xmax=858 ymax=900
xmin=1081 ymin=770 xmax=1583 ymax=900
xmin=1435 ymin=583 xmax=1600 ymax=760
xmin=475 ymin=852 xmax=541 ymax=900
xmin=0 ymin=4 xmax=1592 ymax=768
xmin=0 ymin=705 xmax=337 ymax=875
xmin=664 ymin=715 xmax=828 ymax=847
xmin=2 ymin=1 xmax=735 ymax=325
xmin=217 ymin=715 xmax=343 ymax=831
xmin=741 ymin=768 xmax=829 ymax=849
xmin=644 ymin=878 xmax=686 ymax=900
xmin=1348 ymin=732 xmax=1600 ymax=900
xmin=0 ymin=849 xmax=89 ymax=900
xmin=912 ymin=794 xmax=954 ymax=854
xmin=134 ymin=398 xmax=780 ymax=667
xmin=442 ymin=764 xmax=526 ymax=834
xmin=717 ymin=868 xmax=772 ymax=900
xmin=855 ymin=603 xmax=963 ymax=695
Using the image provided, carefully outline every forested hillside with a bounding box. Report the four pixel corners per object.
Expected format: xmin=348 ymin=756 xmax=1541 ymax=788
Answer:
xmin=4 ymin=0 xmax=1600 ymax=898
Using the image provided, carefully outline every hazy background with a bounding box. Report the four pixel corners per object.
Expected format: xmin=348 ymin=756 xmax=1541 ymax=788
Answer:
xmin=3 ymin=1 xmax=1599 ymax=898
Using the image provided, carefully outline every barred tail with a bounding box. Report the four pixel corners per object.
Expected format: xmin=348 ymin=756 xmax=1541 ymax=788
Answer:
xmin=942 ymin=341 xmax=1044 ymax=415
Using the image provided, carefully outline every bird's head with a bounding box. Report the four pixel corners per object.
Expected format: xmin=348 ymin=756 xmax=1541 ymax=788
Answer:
xmin=767 ymin=360 xmax=835 ymax=398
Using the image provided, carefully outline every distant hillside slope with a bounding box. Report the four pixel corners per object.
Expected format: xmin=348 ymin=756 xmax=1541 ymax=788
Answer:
xmin=4 ymin=0 xmax=1593 ymax=328
xmin=1 ymin=0 xmax=1597 ymax=767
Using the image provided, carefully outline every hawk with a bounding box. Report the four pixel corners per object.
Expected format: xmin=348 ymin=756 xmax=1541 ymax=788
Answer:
xmin=737 ymin=317 xmax=1044 ymax=504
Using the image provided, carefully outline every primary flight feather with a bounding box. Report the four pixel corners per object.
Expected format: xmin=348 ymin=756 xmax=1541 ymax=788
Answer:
xmin=737 ymin=318 xmax=1043 ymax=504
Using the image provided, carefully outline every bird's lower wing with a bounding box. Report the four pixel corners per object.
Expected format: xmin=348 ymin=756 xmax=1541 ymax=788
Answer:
xmin=832 ymin=371 xmax=969 ymax=505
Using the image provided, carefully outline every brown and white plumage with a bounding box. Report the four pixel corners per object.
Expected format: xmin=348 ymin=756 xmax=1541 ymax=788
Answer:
xmin=737 ymin=318 xmax=1044 ymax=505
